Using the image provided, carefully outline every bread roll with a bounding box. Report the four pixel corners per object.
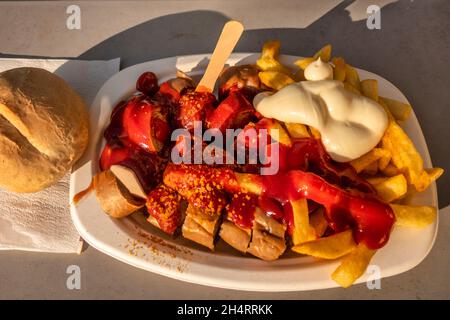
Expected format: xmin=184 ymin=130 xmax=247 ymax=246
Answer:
xmin=0 ymin=67 xmax=89 ymax=192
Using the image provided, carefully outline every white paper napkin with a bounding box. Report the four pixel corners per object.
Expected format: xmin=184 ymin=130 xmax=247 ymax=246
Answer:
xmin=0 ymin=57 xmax=120 ymax=253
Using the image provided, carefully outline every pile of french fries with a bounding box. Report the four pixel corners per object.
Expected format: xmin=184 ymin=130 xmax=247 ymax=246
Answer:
xmin=256 ymin=40 xmax=444 ymax=288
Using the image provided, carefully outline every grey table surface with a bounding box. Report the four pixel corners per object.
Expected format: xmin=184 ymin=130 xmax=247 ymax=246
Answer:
xmin=0 ymin=0 xmax=449 ymax=299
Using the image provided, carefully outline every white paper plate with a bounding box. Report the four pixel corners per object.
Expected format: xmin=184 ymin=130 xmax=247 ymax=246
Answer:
xmin=70 ymin=53 xmax=438 ymax=291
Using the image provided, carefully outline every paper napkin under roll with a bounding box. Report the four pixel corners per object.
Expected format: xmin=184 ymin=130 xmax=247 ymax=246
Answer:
xmin=0 ymin=57 xmax=120 ymax=253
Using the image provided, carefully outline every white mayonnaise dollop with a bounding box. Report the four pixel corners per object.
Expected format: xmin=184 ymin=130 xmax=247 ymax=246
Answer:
xmin=304 ymin=57 xmax=333 ymax=81
xmin=253 ymin=80 xmax=388 ymax=162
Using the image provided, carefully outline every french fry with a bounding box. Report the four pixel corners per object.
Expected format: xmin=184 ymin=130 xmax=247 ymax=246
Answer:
xmin=343 ymin=82 xmax=361 ymax=95
xmin=257 ymin=40 xmax=291 ymax=74
xmin=293 ymin=69 xmax=305 ymax=81
xmin=360 ymin=79 xmax=379 ymax=102
xmin=260 ymin=39 xmax=280 ymax=58
xmin=266 ymin=119 xmax=292 ymax=146
xmin=367 ymin=174 xmax=408 ymax=203
xmin=377 ymin=98 xmax=395 ymax=121
xmin=313 ymin=44 xmax=332 ymax=63
xmin=308 ymin=126 xmax=321 ymax=139
xmin=381 ymin=120 xmax=430 ymax=191
xmin=344 ymin=64 xmax=361 ymax=92
xmin=294 ymin=45 xmax=332 ymax=71
xmin=309 ymin=207 xmax=329 ymax=238
xmin=426 ymin=167 xmax=444 ymax=182
xmin=292 ymin=229 xmax=356 ymax=259
xmin=332 ymin=57 xmax=346 ymax=82
xmin=390 ymin=204 xmax=437 ymax=228
xmin=331 ymin=243 xmax=376 ymax=288
xmin=257 ymin=57 xmax=291 ymax=74
xmin=380 ymin=97 xmax=412 ymax=121
xmin=294 ymin=57 xmax=316 ymax=70
xmin=257 ymin=58 xmax=292 ymax=74
xmin=350 ymin=148 xmax=390 ymax=173
xmin=381 ymin=163 xmax=399 ymax=177
xmin=362 ymin=161 xmax=378 ymax=176
xmin=365 ymin=176 xmax=386 ymax=185
xmin=405 ymin=167 xmax=443 ymax=194
xmin=258 ymin=71 xmax=294 ymax=90
xmin=291 ymin=198 xmax=315 ymax=245
xmin=378 ymin=151 xmax=392 ymax=171
xmin=234 ymin=173 xmax=263 ymax=195
xmin=284 ymin=122 xmax=310 ymax=139
xmin=415 ymin=167 xmax=444 ymax=192
xmin=416 ymin=171 xmax=434 ymax=192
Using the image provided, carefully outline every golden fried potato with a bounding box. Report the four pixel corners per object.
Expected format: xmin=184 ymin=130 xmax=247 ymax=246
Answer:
xmin=291 ymin=198 xmax=315 ymax=245
xmin=257 ymin=40 xmax=291 ymax=74
xmin=343 ymin=82 xmax=361 ymax=95
xmin=378 ymin=151 xmax=392 ymax=171
xmin=381 ymin=163 xmax=400 ymax=177
xmin=416 ymin=171 xmax=434 ymax=192
xmin=361 ymin=79 xmax=379 ymax=102
xmin=426 ymin=167 xmax=444 ymax=182
xmin=308 ymin=126 xmax=321 ymax=139
xmin=344 ymin=64 xmax=361 ymax=92
xmin=294 ymin=45 xmax=332 ymax=71
xmin=260 ymin=40 xmax=280 ymax=58
xmin=309 ymin=207 xmax=329 ymax=238
xmin=331 ymin=243 xmax=376 ymax=288
xmin=350 ymin=148 xmax=390 ymax=173
xmin=258 ymin=57 xmax=291 ymax=74
xmin=380 ymin=97 xmax=412 ymax=121
xmin=267 ymin=119 xmax=292 ymax=147
xmin=368 ymin=174 xmax=408 ymax=203
xmin=294 ymin=57 xmax=316 ymax=70
xmin=332 ymin=57 xmax=346 ymax=82
xmin=293 ymin=69 xmax=305 ymax=81
xmin=234 ymin=173 xmax=263 ymax=195
xmin=292 ymin=230 xmax=356 ymax=259
xmin=404 ymin=168 xmax=443 ymax=194
xmin=390 ymin=204 xmax=437 ymax=228
xmin=313 ymin=44 xmax=332 ymax=63
xmin=258 ymin=71 xmax=294 ymax=90
xmin=284 ymin=123 xmax=310 ymax=139
xmin=381 ymin=121 xmax=429 ymax=191
xmin=377 ymin=98 xmax=395 ymax=121
xmin=365 ymin=176 xmax=386 ymax=185
xmin=362 ymin=161 xmax=379 ymax=176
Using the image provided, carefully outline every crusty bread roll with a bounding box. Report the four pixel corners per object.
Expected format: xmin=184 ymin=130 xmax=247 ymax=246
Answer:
xmin=0 ymin=67 xmax=89 ymax=192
